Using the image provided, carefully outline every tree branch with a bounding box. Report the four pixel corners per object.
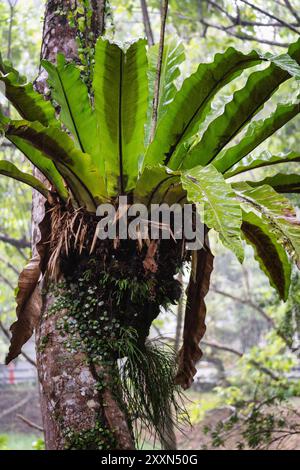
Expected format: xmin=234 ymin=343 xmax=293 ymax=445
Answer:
xmin=211 ymin=286 xmax=275 ymax=327
xmin=205 ymin=0 xmax=300 ymax=28
xmin=0 ymin=254 xmax=19 ymax=275
xmin=284 ymin=0 xmax=300 ymax=24
xmin=202 ymin=340 xmax=280 ymax=381
xmin=0 ymin=393 xmax=32 ymax=420
xmin=202 ymin=340 xmax=242 ymax=357
xmin=0 ymin=234 xmax=31 ymax=249
xmin=199 ymin=19 xmax=289 ymax=47
xmin=205 ymin=0 xmax=235 ymax=22
xmin=16 ymin=414 xmax=44 ymax=432
xmin=140 ymin=0 xmax=154 ymax=46
xmin=0 ymin=141 xmax=14 ymax=148
xmin=211 ymin=286 xmax=295 ymax=349
xmin=171 ymin=8 xmax=300 ymax=28
xmin=0 ymin=273 xmax=14 ymax=290
xmin=239 ymin=0 xmax=300 ymax=34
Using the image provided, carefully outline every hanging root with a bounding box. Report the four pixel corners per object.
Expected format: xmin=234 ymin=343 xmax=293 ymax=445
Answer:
xmin=47 ymin=205 xmax=95 ymax=280
xmin=119 ymin=335 xmax=189 ymax=447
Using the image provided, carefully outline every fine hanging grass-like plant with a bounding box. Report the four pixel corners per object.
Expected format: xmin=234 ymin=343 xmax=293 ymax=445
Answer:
xmin=1 ymin=37 xmax=300 ymax=443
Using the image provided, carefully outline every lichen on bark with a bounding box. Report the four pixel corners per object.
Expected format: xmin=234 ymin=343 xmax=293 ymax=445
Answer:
xmin=36 ymin=205 xmax=186 ymax=449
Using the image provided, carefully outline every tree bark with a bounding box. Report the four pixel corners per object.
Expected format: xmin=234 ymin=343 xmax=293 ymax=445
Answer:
xmin=91 ymin=0 xmax=106 ymax=38
xmin=34 ymin=0 xmax=134 ymax=450
xmin=36 ymin=288 xmax=134 ymax=449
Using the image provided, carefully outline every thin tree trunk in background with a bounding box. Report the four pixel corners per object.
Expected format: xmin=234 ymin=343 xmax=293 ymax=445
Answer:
xmin=5 ymin=0 xmax=17 ymax=116
xmin=175 ymin=273 xmax=184 ymax=354
xmin=7 ymin=0 xmax=15 ymax=62
xmin=159 ymin=274 xmax=184 ymax=451
xmin=150 ymin=0 xmax=169 ymax=141
xmin=33 ymin=0 xmax=134 ymax=450
xmin=140 ymin=0 xmax=154 ymax=46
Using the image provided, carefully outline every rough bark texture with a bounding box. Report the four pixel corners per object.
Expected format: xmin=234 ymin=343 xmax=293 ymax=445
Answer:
xmin=36 ymin=289 xmax=134 ymax=450
xmin=35 ymin=0 xmax=78 ymax=95
xmin=33 ymin=0 xmax=134 ymax=450
xmin=36 ymin=292 xmax=101 ymax=449
xmin=91 ymin=0 xmax=106 ymax=38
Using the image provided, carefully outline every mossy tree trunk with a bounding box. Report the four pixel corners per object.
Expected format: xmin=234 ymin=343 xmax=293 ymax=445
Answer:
xmin=34 ymin=1 xmax=184 ymax=450
xmin=36 ymin=280 xmax=134 ymax=450
xmin=34 ymin=0 xmax=134 ymax=450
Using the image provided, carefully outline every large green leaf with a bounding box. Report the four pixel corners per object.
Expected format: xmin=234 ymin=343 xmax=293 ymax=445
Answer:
xmin=234 ymin=182 xmax=300 ymax=266
xmin=0 ymin=54 xmax=57 ymax=127
xmin=7 ymin=135 xmax=68 ymax=201
xmin=145 ymin=39 xmax=185 ymax=144
xmin=144 ymin=47 xmax=263 ymax=169
xmin=224 ymin=150 xmax=300 ymax=178
xmin=54 ymin=162 xmax=96 ymax=210
xmin=184 ymin=39 xmax=300 ymax=169
xmin=0 ymin=160 xmax=49 ymax=198
xmin=93 ymin=38 xmax=148 ymax=195
xmin=4 ymin=119 xmax=106 ymax=210
xmin=134 ymin=166 xmax=182 ymax=206
xmin=213 ymin=101 xmax=300 ymax=174
xmin=181 ymin=164 xmax=244 ymax=261
xmin=42 ymin=54 xmax=101 ymax=168
xmin=0 ymin=110 xmax=67 ymax=199
xmin=247 ymin=173 xmax=300 ymax=193
xmin=241 ymin=208 xmax=291 ymax=300
xmin=261 ymin=51 xmax=300 ymax=78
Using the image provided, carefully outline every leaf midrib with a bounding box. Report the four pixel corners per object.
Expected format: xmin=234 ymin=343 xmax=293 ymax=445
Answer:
xmin=186 ymin=175 xmax=235 ymax=245
xmin=118 ymin=50 xmax=124 ymax=194
xmin=204 ymin=69 xmax=289 ymax=167
xmin=164 ymin=55 xmax=261 ymax=167
xmin=56 ymin=67 xmax=85 ymax=153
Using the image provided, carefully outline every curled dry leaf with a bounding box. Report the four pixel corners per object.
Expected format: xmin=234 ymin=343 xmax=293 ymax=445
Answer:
xmin=175 ymin=244 xmax=214 ymax=389
xmin=6 ymin=283 xmax=42 ymax=364
xmin=5 ymin=203 xmax=51 ymax=364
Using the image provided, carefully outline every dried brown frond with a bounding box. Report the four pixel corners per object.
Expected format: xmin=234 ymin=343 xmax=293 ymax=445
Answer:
xmin=5 ymin=202 xmax=52 ymax=364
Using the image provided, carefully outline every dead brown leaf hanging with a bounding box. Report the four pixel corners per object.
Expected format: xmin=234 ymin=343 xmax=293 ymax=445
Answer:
xmin=5 ymin=202 xmax=51 ymax=364
xmin=175 ymin=243 xmax=214 ymax=389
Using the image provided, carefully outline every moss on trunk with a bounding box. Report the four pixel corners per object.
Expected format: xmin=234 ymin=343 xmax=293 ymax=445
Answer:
xmin=37 ymin=208 xmax=187 ymax=449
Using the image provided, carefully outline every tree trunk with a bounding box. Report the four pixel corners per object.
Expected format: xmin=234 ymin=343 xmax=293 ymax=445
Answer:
xmin=33 ymin=1 xmax=184 ymax=450
xmin=34 ymin=0 xmax=134 ymax=450
xmin=140 ymin=0 xmax=154 ymax=46
xmin=175 ymin=272 xmax=184 ymax=354
xmin=36 ymin=285 xmax=134 ymax=449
